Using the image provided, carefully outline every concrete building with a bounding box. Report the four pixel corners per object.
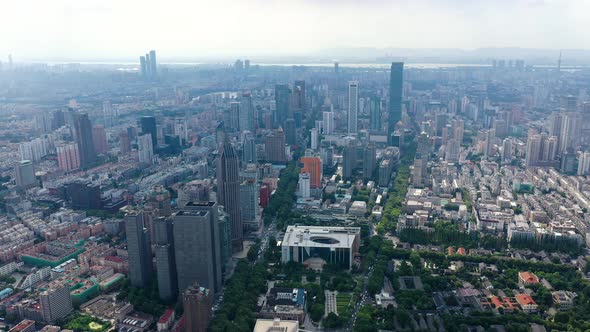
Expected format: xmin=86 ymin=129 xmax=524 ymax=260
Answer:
xmin=217 ymin=143 xmax=243 ymax=251
xmin=125 ymin=211 xmax=152 ymax=288
xmin=40 ymin=283 xmax=73 ymax=323
xmin=183 ymin=285 xmax=212 ymax=332
xmin=281 ymin=225 xmax=360 ymax=269
xmin=298 ymin=173 xmax=311 ymax=199
xmin=154 ymin=217 xmax=177 ymax=302
xmin=173 ymin=202 xmax=222 ymax=293
xmin=56 ymin=143 xmax=80 ymax=172
xmin=138 ymin=133 xmax=154 ymax=165
xmin=265 ymin=129 xmax=286 ymax=163
xmin=347 ymin=81 xmax=359 ymax=134
xmin=253 ymin=319 xmax=299 ymax=332
xmin=15 ymin=160 xmax=36 ymax=189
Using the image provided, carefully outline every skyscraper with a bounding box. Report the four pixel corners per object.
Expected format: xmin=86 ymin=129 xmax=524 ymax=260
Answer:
xmin=154 ymin=217 xmax=177 ymax=302
xmin=217 ymin=143 xmax=243 ymax=251
xmin=92 ymin=125 xmax=107 ymax=154
xmin=362 ymin=144 xmax=376 ymax=180
xmin=264 ymin=129 xmax=286 ymax=163
xmin=138 ymin=134 xmax=154 ymax=165
xmin=183 ymin=284 xmax=213 ymax=332
xmin=56 ymin=143 xmax=80 ymax=172
xmin=174 ymin=202 xmax=222 ymax=293
xmin=347 ymin=81 xmax=359 ymax=134
xmin=388 ymin=62 xmax=404 ymax=144
xmin=301 ymin=157 xmax=322 ymax=189
xmin=369 ymin=96 xmax=382 ymax=132
xmin=310 ymin=128 xmax=319 ymax=150
xmin=15 ymin=160 xmax=36 ymax=189
xmin=274 ymin=85 xmax=291 ymax=128
xmin=239 ymin=93 xmax=254 ymax=132
xmin=140 ymin=116 xmax=158 ymax=150
xmin=298 ymin=173 xmax=311 ymax=198
xmin=228 ymin=102 xmax=240 ymax=132
xmin=39 ymin=283 xmax=73 ymax=323
xmin=240 ymin=179 xmax=260 ymax=230
xmin=285 ymin=118 xmax=296 ymax=145
xmin=120 ymin=131 xmax=131 ymax=154
xmin=73 ymin=113 xmax=97 ymax=169
xmin=125 ymin=211 xmax=153 ymax=288
xmin=139 ymin=56 xmax=147 ymax=77
xmin=323 ymin=111 xmax=335 ymax=135
xmin=293 ymin=80 xmax=306 ymax=114
xmin=149 ymin=50 xmax=157 ymax=78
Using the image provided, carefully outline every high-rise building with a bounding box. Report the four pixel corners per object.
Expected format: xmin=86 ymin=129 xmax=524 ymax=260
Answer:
xmin=149 ymin=50 xmax=157 ymax=78
xmin=140 ymin=116 xmax=158 ymax=149
xmin=67 ymin=180 xmax=101 ymax=210
xmin=138 ymin=134 xmax=154 ymax=165
xmin=217 ymin=144 xmax=243 ymax=251
xmin=298 ymin=173 xmax=311 ymax=198
xmin=52 ymin=109 xmax=65 ymax=130
xmin=174 ymin=202 xmax=222 ymax=293
xmin=119 ymin=131 xmax=131 ymax=154
xmin=342 ymin=144 xmax=356 ymax=180
xmin=301 ymin=157 xmax=322 ymax=189
xmin=15 ymin=160 xmax=36 ymax=189
xmin=56 ymin=143 xmax=80 ymax=172
xmin=347 ymin=81 xmax=359 ymax=134
xmin=388 ymin=62 xmax=404 ymax=144
xmin=369 ymin=96 xmax=382 ymax=132
xmin=73 ymin=113 xmax=97 ymax=169
xmin=502 ymin=138 xmax=513 ymax=162
xmin=242 ymin=134 xmax=257 ymax=164
xmin=285 ymin=118 xmax=296 ymax=145
xmin=264 ymin=129 xmax=286 ymax=163
xmin=154 ymin=217 xmax=177 ymax=302
xmin=310 ymin=128 xmax=319 ymax=150
xmin=147 ymin=185 xmax=172 ymax=217
xmin=362 ymin=144 xmax=376 ymax=180
xmin=39 ymin=283 xmax=73 ymax=323
xmin=125 ymin=211 xmax=153 ymax=288
xmin=92 ymin=125 xmax=108 ymax=154
xmin=274 ymin=85 xmax=291 ymax=128
xmin=525 ymin=134 xmax=542 ymax=167
xmin=322 ymin=111 xmax=335 ymax=135
xmin=183 ymin=284 xmax=213 ymax=332
xmin=103 ymin=100 xmax=114 ymax=127
xmin=578 ymin=151 xmax=590 ymax=175
xmin=139 ymin=56 xmax=147 ymax=77
xmin=228 ymin=102 xmax=240 ymax=132
xmin=239 ymin=93 xmax=254 ymax=132
xmin=240 ymin=179 xmax=260 ymax=229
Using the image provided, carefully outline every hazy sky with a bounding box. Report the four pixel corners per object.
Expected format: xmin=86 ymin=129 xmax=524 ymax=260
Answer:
xmin=2 ymin=0 xmax=589 ymax=60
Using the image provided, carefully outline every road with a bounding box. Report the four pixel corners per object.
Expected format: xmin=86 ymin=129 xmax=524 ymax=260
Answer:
xmin=346 ymin=266 xmax=374 ymax=332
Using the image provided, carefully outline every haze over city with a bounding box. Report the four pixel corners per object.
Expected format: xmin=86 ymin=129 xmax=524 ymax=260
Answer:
xmin=2 ymin=1 xmax=590 ymax=332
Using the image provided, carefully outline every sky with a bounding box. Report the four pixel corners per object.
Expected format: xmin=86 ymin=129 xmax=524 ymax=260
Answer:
xmin=1 ymin=0 xmax=590 ymax=60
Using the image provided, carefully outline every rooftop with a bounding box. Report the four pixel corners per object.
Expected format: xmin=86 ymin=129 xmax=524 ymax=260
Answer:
xmin=282 ymin=225 xmax=360 ymax=249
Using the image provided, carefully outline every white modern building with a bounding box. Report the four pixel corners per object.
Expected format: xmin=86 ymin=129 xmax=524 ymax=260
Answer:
xmin=347 ymin=81 xmax=359 ymax=134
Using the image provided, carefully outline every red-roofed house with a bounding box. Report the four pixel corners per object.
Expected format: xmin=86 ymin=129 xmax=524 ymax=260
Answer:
xmin=157 ymin=309 xmax=175 ymax=331
xmin=457 ymin=247 xmax=466 ymax=255
xmin=515 ymin=294 xmax=538 ymax=313
xmin=9 ymin=319 xmax=35 ymax=332
xmin=518 ymin=271 xmax=539 ymax=286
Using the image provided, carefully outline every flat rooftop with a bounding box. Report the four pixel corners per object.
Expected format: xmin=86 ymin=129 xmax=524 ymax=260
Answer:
xmin=281 ymin=225 xmax=360 ymax=249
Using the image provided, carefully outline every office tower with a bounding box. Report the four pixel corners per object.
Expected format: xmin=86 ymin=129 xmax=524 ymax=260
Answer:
xmin=445 ymin=139 xmax=461 ymax=162
xmin=40 ymin=283 xmax=73 ymax=323
xmin=452 ymin=119 xmax=465 ymax=143
xmin=561 ymin=152 xmax=577 ymax=174
xmin=347 ymin=81 xmax=359 ymax=134
xmin=274 ymin=84 xmax=291 ymax=128
xmin=139 ymin=56 xmax=147 ymax=77
xmin=174 ymin=202 xmax=222 ymax=293
xmin=435 ymin=113 xmax=448 ymax=136
xmin=228 ymin=102 xmax=240 ymax=132
xmin=264 ymin=129 xmax=286 ymax=163
xmin=502 ymin=138 xmax=513 ymax=162
xmin=103 ymin=100 xmax=114 ymax=127
xmin=412 ymin=154 xmax=427 ymax=187
xmin=145 ymin=53 xmax=151 ymax=76
xmin=285 ymin=118 xmax=296 ymax=145
xmin=119 ymin=131 xmax=131 ymax=154
xmin=240 ymin=179 xmax=260 ymax=228
xmin=217 ymin=143 xmax=243 ymax=251
xmin=323 ymin=111 xmax=335 ymax=135
xmin=369 ymin=96 xmax=382 ymax=132
xmin=293 ymin=80 xmax=306 ymax=115
xmin=15 ymin=160 xmax=36 ymax=189
xmin=242 ymin=134 xmax=257 ymax=164
xmin=239 ymin=93 xmax=254 ymax=132
xmin=561 ymin=95 xmax=577 ymax=112
xmin=310 ymin=128 xmax=319 ymax=150
xmin=525 ymin=134 xmax=542 ymax=167
xmin=362 ymin=144 xmax=376 ymax=180
xmin=183 ymin=285 xmax=213 ymax=332
xmin=125 ymin=211 xmax=153 ymax=288
xmin=388 ymin=62 xmax=404 ymax=143
xmin=140 ymin=116 xmax=158 ymax=150
xmin=577 ymin=151 xmax=590 ymax=175
xmin=483 ymin=129 xmax=494 ymax=158
xmin=298 ymin=173 xmax=311 ymax=198
xmin=92 ymin=125 xmax=108 ymax=154
xmin=34 ymin=113 xmax=52 ymax=134
xmin=149 ymin=50 xmax=157 ymax=77
xmin=147 ymin=185 xmax=172 ymax=217
xmin=301 ymin=157 xmax=322 ymax=189
xmin=56 ymin=143 xmax=80 ymax=172
xmin=73 ymin=113 xmax=97 ymax=169
xmin=342 ymin=144 xmax=355 ymax=180
xmin=560 ymin=112 xmax=582 ymax=153
xmin=259 ymin=185 xmax=270 ymax=208
xmin=543 ymin=136 xmax=559 ymax=161
xmin=138 ymin=134 xmax=154 ymax=165
xmin=154 ymin=217 xmax=177 ymax=302
xmin=52 ymin=109 xmax=65 ymax=130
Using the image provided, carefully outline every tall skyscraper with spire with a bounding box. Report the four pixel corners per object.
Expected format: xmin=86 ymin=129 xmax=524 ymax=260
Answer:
xmin=217 ymin=143 xmax=243 ymax=251
xmin=388 ymin=62 xmax=404 ymax=144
